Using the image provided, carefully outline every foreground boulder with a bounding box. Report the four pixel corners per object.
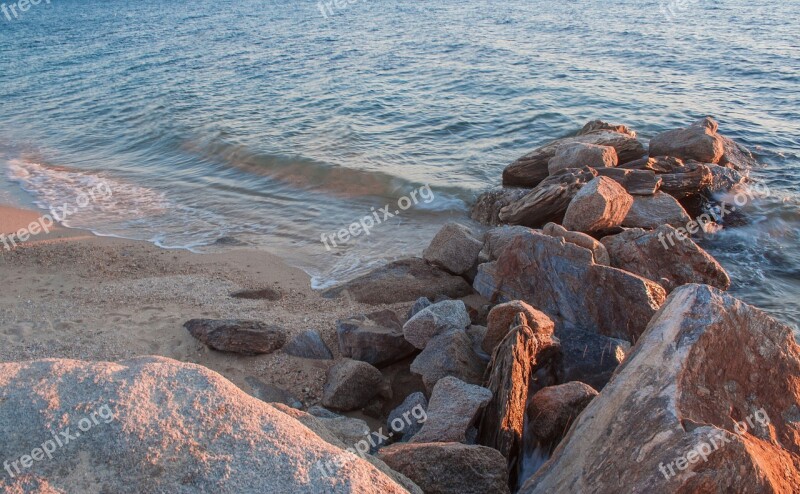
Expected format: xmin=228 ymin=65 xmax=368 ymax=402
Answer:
xmin=184 ymin=319 xmax=287 ymax=355
xmin=648 ymin=117 xmax=725 ymax=164
xmin=423 ymin=223 xmax=484 ymax=275
xmin=521 ymin=284 xmax=800 ymax=493
xmin=403 ymin=300 xmax=471 ymax=350
xmin=322 ymin=258 xmax=473 ymax=304
xmin=379 ymin=442 xmax=511 ymax=494
xmin=562 ymin=176 xmax=634 ymax=234
xmin=322 ymin=359 xmax=385 ymax=411
xmin=410 ymin=330 xmax=487 ymax=393
xmin=0 ymin=357 xmax=414 ymax=493
xmin=622 ymin=191 xmax=691 ymax=229
xmin=411 ymin=376 xmax=492 ymax=443
xmin=337 ymin=310 xmax=417 ymax=367
xmin=601 ymin=225 xmax=731 ymax=293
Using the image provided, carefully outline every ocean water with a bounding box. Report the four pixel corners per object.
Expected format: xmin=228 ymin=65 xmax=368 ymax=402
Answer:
xmin=0 ymin=0 xmax=797 ymax=329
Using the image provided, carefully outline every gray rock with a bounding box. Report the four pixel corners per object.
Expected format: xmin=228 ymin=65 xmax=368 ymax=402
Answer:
xmin=658 ymin=160 xmax=713 ymax=199
xmin=622 ymin=191 xmax=691 ymax=229
xmin=309 ymin=410 xmax=372 ymax=449
xmin=719 ymin=135 xmax=758 ymax=170
xmin=387 ymin=392 xmax=429 ymax=441
xmin=183 ymin=319 xmax=287 ymax=355
xmin=283 ymin=329 xmax=333 ymax=360
xmin=337 ymin=310 xmax=417 ymax=367
xmin=410 ymin=330 xmax=487 ymax=394
xmin=411 ymin=377 xmax=492 ymax=444
xmin=423 ymin=223 xmax=484 ymax=276
xmin=403 ymin=299 xmax=471 ymax=350
xmin=555 ymin=326 xmax=630 ymax=391
xmin=245 ymin=377 xmax=303 ymax=409
xmin=707 ymin=162 xmax=748 ymax=194
xmin=594 ymin=167 xmax=662 ymax=195
xmin=471 ymin=187 xmax=531 ymax=226
xmin=562 ymin=176 xmax=634 ymax=233
xmin=548 ymin=142 xmax=618 ymax=175
xmin=648 ymin=117 xmax=725 ymax=163
xmin=322 ymin=359 xmax=385 ymax=411
xmin=407 ymin=297 xmax=432 ymax=319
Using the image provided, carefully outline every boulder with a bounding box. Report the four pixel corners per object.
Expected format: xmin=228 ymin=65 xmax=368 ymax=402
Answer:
xmin=423 ymin=223 xmax=484 ymax=275
xmin=322 ymin=258 xmax=473 ymax=305
xmin=499 ymin=167 xmax=597 ymax=227
xmin=473 ymin=230 xmax=665 ymax=342
xmin=542 ymin=222 xmax=610 ymax=265
xmin=0 ymin=356 xmax=413 ymax=494
xmin=307 ymin=408 xmax=372 ymax=449
xmin=379 ymin=442 xmax=511 ymax=494
xmin=407 ymin=297 xmax=432 ymax=319
xmin=562 ymin=176 xmax=634 ymax=234
xmin=601 ymin=225 xmax=731 ymax=292
xmin=411 ymin=376 xmax=492 ymax=444
xmin=245 ymin=376 xmax=303 ymax=409
xmin=719 ymin=135 xmax=758 ymax=170
xmin=547 ymin=142 xmax=618 ymax=175
xmin=658 ymin=161 xmax=713 ymax=199
xmin=622 ymin=191 xmax=691 ymax=229
xmin=648 ymin=117 xmax=725 ymax=164
xmin=337 ymin=310 xmax=417 ymax=367
xmin=283 ymin=329 xmax=333 ymax=360
xmin=524 ymin=382 xmax=598 ymax=452
xmin=707 ymin=163 xmax=748 ymax=194
xmin=387 ymin=392 xmax=429 ymax=441
xmin=555 ymin=327 xmax=630 ymax=391
xmin=322 ymin=359 xmax=385 ymax=411
xmin=410 ymin=330 xmax=487 ymax=394
xmin=521 ymin=284 xmax=800 ymax=493
xmin=183 ymin=319 xmax=287 ymax=355
xmin=403 ymin=300 xmax=471 ymax=350
xmin=503 ymin=121 xmax=645 ymax=187
xmin=482 ymin=300 xmax=554 ymax=355
xmin=471 ymin=187 xmax=530 ymax=226
xmin=594 ymin=167 xmax=662 ymax=195
xmin=619 ymin=155 xmax=686 ymax=174
xmin=481 ymin=225 xmax=535 ymax=261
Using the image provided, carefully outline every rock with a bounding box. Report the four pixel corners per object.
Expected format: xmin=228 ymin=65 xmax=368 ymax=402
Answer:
xmin=183 ymin=319 xmax=287 ymax=355
xmin=707 ymin=163 xmax=748 ymax=194
xmin=322 ymin=359 xmax=385 ymax=411
xmin=423 ymin=223 xmax=484 ymax=275
xmin=498 ymin=167 xmax=598 ymax=227
xmin=230 ymin=286 xmax=281 ymax=300
xmin=481 ymin=225 xmax=535 ymax=261
xmin=503 ymin=121 xmax=645 ymax=187
xmin=719 ymin=135 xmax=758 ymax=170
xmin=547 ymin=142 xmax=618 ymax=175
xmin=658 ymin=161 xmax=713 ymax=199
xmin=410 ymin=330 xmax=487 ymax=394
xmin=379 ymin=442 xmax=511 ymax=494
xmin=562 ymin=176 xmax=634 ymax=234
xmin=648 ymin=117 xmax=725 ymax=164
xmin=619 ymin=155 xmax=686 ymax=174
xmin=542 ymin=222 xmax=610 ymax=265
xmin=411 ymin=376 xmax=492 ymax=444
xmin=474 ymin=230 xmax=665 ymax=342
xmin=245 ymin=377 xmax=303 ymax=409
xmin=600 ymin=225 xmax=731 ymax=292
xmin=594 ymin=167 xmax=662 ymax=195
xmin=283 ymin=329 xmax=333 ymax=360
xmin=471 ymin=187 xmax=530 ymax=225
xmin=337 ymin=310 xmax=417 ymax=367
xmin=0 ymin=356 xmax=413 ymax=494
xmin=555 ymin=327 xmax=630 ymax=391
xmin=310 ymin=411 xmax=372 ymax=449
xmin=403 ymin=300 xmax=471 ymax=350
xmin=482 ymin=301 xmax=554 ymax=354
xmin=387 ymin=392 xmax=429 ymax=441
xmin=622 ymin=191 xmax=691 ymax=229
xmin=521 ymin=284 xmax=800 ymax=493
xmin=407 ymin=297 xmax=432 ymax=319
xmin=525 ymin=382 xmax=598 ymax=451
xmin=466 ymin=325 xmax=489 ymax=358
xmin=322 ymin=258 xmax=473 ymax=305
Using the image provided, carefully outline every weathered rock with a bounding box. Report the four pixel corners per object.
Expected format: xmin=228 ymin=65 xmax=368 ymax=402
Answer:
xmin=707 ymin=162 xmax=748 ymax=194
xmin=601 ymin=225 xmax=731 ymax=292
xmin=471 ymin=187 xmax=530 ymax=225
xmin=547 ymin=142 xmax=618 ymax=175
xmin=245 ymin=376 xmax=303 ymax=409
xmin=474 ymin=230 xmax=665 ymax=342
xmin=387 ymin=392 xmax=429 ymax=441
xmin=403 ymin=300 xmax=471 ymax=350
xmin=307 ymin=407 xmax=372 ymax=448
xmin=466 ymin=324 xmax=489 ymax=358
xmin=423 ymin=223 xmax=484 ymax=275
xmin=648 ymin=117 xmax=725 ymax=164
xmin=183 ymin=319 xmax=287 ymax=355
xmin=322 ymin=359 xmax=385 ymax=411
xmin=0 ymin=356 xmax=413 ymax=494
xmin=503 ymin=122 xmax=645 ymax=187
xmin=555 ymin=327 xmax=630 ymax=391
xmin=499 ymin=167 xmax=597 ymax=227
xmin=410 ymin=330 xmax=487 ymax=394
xmin=521 ymin=284 xmax=800 ymax=493
xmin=407 ymin=297 xmax=432 ymax=319
xmin=562 ymin=176 xmax=634 ymax=234
xmin=525 ymin=382 xmax=598 ymax=451
xmin=379 ymin=442 xmax=512 ymax=494
xmin=481 ymin=225 xmax=535 ymax=261
xmin=283 ymin=329 xmax=333 ymax=360
xmin=655 ymin=161 xmax=713 ymax=199
xmin=482 ymin=300 xmax=554 ymax=354
xmin=542 ymin=222 xmax=610 ymax=265
xmin=337 ymin=310 xmax=417 ymax=367
xmin=719 ymin=135 xmax=758 ymax=170
xmin=411 ymin=376 xmax=492 ymax=443
xmin=322 ymin=258 xmax=473 ymax=305
xmin=594 ymin=167 xmax=662 ymax=195
xmin=622 ymin=191 xmax=691 ymax=229
xmin=619 ymin=155 xmax=686 ymax=174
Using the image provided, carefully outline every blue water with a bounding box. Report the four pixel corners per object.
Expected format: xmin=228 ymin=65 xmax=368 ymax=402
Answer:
xmin=0 ymin=0 xmax=797 ymax=329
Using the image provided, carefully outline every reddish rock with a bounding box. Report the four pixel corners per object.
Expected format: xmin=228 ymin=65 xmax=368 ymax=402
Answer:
xmin=648 ymin=117 xmax=725 ymax=164
xmin=622 ymin=191 xmax=691 ymax=229
xmin=525 ymin=382 xmax=598 ymax=450
xmin=542 ymin=222 xmax=610 ymax=265
xmin=482 ymin=300 xmax=554 ymax=354
xmin=562 ymin=176 xmax=634 ymax=234
xmin=423 ymin=223 xmax=484 ymax=275
xmin=594 ymin=167 xmax=662 ymax=195
xmin=547 ymin=142 xmax=618 ymax=175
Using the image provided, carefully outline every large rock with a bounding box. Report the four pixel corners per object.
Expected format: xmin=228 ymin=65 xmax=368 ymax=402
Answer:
xmin=482 ymin=300 xmax=554 ymax=354
xmin=719 ymin=135 xmax=758 ymax=170
xmin=471 ymin=187 xmax=530 ymax=226
xmin=481 ymin=225 xmax=535 ymax=261
xmin=322 ymin=359 xmax=385 ymax=411
xmin=410 ymin=330 xmax=487 ymax=394
xmin=337 ymin=310 xmax=417 ymax=367
xmin=707 ymin=163 xmax=748 ymax=194
xmin=423 ymin=223 xmax=484 ymax=275
xmin=622 ymin=191 xmax=691 ymax=229
xmin=562 ymin=176 xmax=634 ymax=234
xmin=403 ymin=300 xmax=471 ymax=350
xmin=379 ymin=442 xmax=511 ymax=494
xmin=524 ymin=382 xmax=598 ymax=452
xmin=555 ymin=327 xmax=630 ymax=391
xmin=411 ymin=376 xmax=492 ymax=443
xmin=619 ymin=155 xmax=686 ymax=174
xmin=547 ymin=142 xmax=618 ymax=175
xmin=474 ymin=230 xmax=665 ymax=342
xmin=658 ymin=161 xmax=713 ymax=199
xmin=0 ymin=357 xmax=413 ymax=493
xmin=503 ymin=121 xmax=645 ymax=187
xmin=648 ymin=117 xmax=725 ymax=164
xmin=542 ymin=222 xmax=610 ymax=265
xmin=183 ymin=319 xmax=287 ymax=355
xmin=387 ymin=392 xmax=429 ymax=441
xmin=601 ymin=225 xmax=731 ymax=293
xmin=307 ymin=407 xmax=372 ymax=449
xmin=594 ymin=167 xmax=662 ymax=195
xmin=283 ymin=329 xmax=333 ymax=360
xmin=521 ymin=284 xmax=800 ymax=493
